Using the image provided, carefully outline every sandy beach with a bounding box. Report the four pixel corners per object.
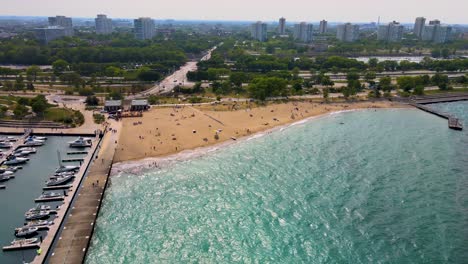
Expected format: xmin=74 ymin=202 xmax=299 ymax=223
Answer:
xmin=113 ymin=100 xmax=408 ymax=163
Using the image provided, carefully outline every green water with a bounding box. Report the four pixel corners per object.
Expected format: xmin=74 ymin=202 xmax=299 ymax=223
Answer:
xmin=87 ymin=105 xmax=468 ymax=263
xmin=0 ymin=136 xmax=82 ymax=264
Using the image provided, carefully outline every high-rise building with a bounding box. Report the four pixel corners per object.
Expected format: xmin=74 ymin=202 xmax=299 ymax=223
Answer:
xmin=319 ymin=20 xmax=328 ymax=34
xmin=378 ymin=21 xmax=404 ymax=42
xmin=421 ymin=20 xmax=452 ymax=43
xmin=134 ymin=17 xmax=155 ymax=40
xmin=413 ymin=17 xmax=426 ymax=38
xmin=95 ymin=14 xmax=113 ymax=35
xmin=251 ymin=21 xmax=267 ymax=42
xmin=34 ymin=26 xmax=66 ymax=44
xmin=278 ymin=17 xmax=286 ymax=35
xmin=293 ymin=22 xmax=313 ymax=42
xmin=48 ymin=16 xmax=73 ymax=36
xmin=336 ymin=23 xmax=360 ymax=42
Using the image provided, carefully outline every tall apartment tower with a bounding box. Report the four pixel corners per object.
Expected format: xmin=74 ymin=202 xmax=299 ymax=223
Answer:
xmin=293 ymin=22 xmax=313 ymax=42
xmin=48 ymin=16 xmax=73 ymax=36
xmin=336 ymin=23 xmax=360 ymax=42
xmin=422 ymin=20 xmax=452 ymax=43
xmin=413 ymin=17 xmax=426 ymax=38
xmin=251 ymin=21 xmax=267 ymax=42
xmin=95 ymin=14 xmax=113 ymax=35
xmin=319 ymin=20 xmax=328 ymax=34
xmin=378 ymin=21 xmax=404 ymax=42
xmin=134 ymin=17 xmax=155 ymax=40
xmin=278 ymin=17 xmax=286 ymax=35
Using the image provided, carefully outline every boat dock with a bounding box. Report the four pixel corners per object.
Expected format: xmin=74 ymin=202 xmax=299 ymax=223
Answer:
xmin=33 ymin=125 xmax=120 ymax=264
xmin=61 ymin=158 xmax=85 ymax=163
xmin=66 ymin=151 xmax=88 ymax=155
xmin=411 ymin=103 xmax=463 ymax=131
xmin=0 ymin=130 xmax=31 ymax=166
xmin=34 ymin=196 xmax=65 ymax=203
xmin=43 ymin=184 xmax=73 ymax=190
xmin=3 ymin=242 xmax=41 ymax=251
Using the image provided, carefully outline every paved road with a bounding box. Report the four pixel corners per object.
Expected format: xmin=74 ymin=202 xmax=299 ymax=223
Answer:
xmin=127 ymin=46 xmax=217 ymax=99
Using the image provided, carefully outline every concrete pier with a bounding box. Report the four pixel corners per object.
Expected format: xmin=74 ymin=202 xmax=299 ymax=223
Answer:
xmin=42 ymin=125 xmax=120 ymax=264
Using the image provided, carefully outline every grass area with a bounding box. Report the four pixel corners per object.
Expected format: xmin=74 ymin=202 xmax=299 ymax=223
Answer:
xmin=424 ymin=87 xmax=468 ymax=95
xmin=44 ymin=107 xmax=84 ymax=127
xmin=93 ymin=113 xmax=105 ymax=124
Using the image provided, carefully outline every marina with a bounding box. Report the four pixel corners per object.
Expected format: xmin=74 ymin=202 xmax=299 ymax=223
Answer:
xmin=0 ymin=133 xmax=98 ymax=264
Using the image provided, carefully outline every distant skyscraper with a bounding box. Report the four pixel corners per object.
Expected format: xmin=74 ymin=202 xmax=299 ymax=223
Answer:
xmin=48 ymin=16 xmax=73 ymax=36
xmin=337 ymin=23 xmax=360 ymax=42
xmin=378 ymin=21 xmax=404 ymax=42
xmin=95 ymin=14 xmax=113 ymax=35
xmin=413 ymin=17 xmax=426 ymax=38
xmin=278 ymin=17 xmax=286 ymax=35
xmin=134 ymin=17 xmax=155 ymax=40
xmin=293 ymin=22 xmax=313 ymax=42
xmin=34 ymin=27 xmax=66 ymax=44
xmin=422 ymin=20 xmax=451 ymax=43
xmin=251 ymin=21 xmax=267 ymax=42
xmin=319 ymin=20 xmax=328 ymax=34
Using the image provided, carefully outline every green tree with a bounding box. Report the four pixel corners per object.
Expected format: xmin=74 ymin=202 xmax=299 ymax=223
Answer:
xmin=364 ymin=71 xmax=376 ymax=86
xmin=322 ymin=88 xmax=329 ymax=100
xmin=26 ymin=65 xmax=41 ymax=82
xmin=85 ymin=96 xmax=100 ymax=106
xmin=396 ymin=76 xmax=416 ymax=92
xmin=248 ymin=77 xmax=288 ymax=101
xmin=32 ymin=99 xmax=47 ymax=115
xmin=13 ymin=104 xmax=28 ymax=118
xmin=52 ymin=59 xmax=69 ymax=75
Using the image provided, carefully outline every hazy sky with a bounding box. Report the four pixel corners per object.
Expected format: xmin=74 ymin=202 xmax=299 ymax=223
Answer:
xmin=1 ymin=0 xmax=467 ymax=24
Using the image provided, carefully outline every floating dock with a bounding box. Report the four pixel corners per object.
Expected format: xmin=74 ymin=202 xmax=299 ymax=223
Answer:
xmin=43 ymin=184 xmax=73 ymax=190
xmin=3 ymin=242 xmax=41 ymax=251
xmin=61 ymin=158 xmax=84 ymax=163
xmin=66 ymin=151 xmax=88 ymax=155
xmin=34 ymin=196 xmax=65 ymax=203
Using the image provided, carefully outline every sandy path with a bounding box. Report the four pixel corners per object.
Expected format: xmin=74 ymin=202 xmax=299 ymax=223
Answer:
xmin=113 ymin=100 xmax=407 ymax=162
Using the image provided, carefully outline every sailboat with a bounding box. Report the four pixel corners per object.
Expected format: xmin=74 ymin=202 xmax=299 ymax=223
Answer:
xmin=55 ymin=151 xmax=80 ymax=173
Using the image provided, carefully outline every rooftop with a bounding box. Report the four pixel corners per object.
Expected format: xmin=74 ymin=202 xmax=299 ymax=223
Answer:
xmin=131 ymin=99 xmax=148 ymax=106
xmin=105 ymin=100 xmax=122 ymax=107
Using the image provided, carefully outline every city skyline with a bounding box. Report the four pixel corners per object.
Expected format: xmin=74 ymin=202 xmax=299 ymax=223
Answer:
xmin=1 ymin=0 xmax=468 ymax=24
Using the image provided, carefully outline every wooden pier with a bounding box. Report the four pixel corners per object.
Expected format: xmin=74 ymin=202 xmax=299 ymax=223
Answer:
xmin=411 ymin=103 xmax=463 ymax=131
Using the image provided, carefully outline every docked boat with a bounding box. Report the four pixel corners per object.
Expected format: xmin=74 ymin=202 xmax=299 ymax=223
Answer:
xmin=15 ymin=147 xmax=36 ymax=154
xmin=0 ymin=136 xmax=18 ymax=142
xmin=10 ymin=238 xmax=38 ymax=246
xmin=27 ymin=205 xmax=51 ymax=213
xmin=15 ymin=227 xmax=38 ymax=237
xmin=53 ymin=171 xmax=76 ymax=177
xmin=0 ymin=170 xmax=14 ymax=177
xmin=23 ymin=138 xmax=44 ymax=146
xmin=0 ymin=174 xmax=14 ymax=182
xmin=0 ymin=166 xmax=21 ymax=172
xmin=47 ymin=174 xmax=74 ymax=186
xmin=36 ymin=192 xmax=64 ymax=201
xmin=31 ymin=136 xmax=47 ymax=141
xmin=4 ymin=156 xmax=29 ymax=165
xmin=55 ymin=165 xmax=79 ymax=173
xmin=68 ymin=137 xmax=92 ymax=148
xmin=0 ymin=142 xmax=13 ymax=149
xmin=24 ymin=220 xmax=53 ymax=228
xmin=25 ymin=210 xmax=51 ymax=220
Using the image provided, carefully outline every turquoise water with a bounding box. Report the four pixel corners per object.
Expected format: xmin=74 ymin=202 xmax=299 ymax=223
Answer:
xmin=87 ymin=105 xmax=468 ymax=263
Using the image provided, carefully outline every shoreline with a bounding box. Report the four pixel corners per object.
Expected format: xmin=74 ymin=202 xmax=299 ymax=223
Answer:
xmin=111 ymin=106 xmax=412 ymax=176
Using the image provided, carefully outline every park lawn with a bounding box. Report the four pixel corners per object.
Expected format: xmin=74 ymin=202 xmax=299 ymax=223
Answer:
xmin=45 ymin=107 xmax=84 ymax=127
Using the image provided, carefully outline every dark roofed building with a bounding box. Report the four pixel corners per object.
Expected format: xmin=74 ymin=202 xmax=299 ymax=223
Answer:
xmin=130 ymin=99 xmax=149 ymax=111
xmin=104 ymin=100 xmax=122 ymax=112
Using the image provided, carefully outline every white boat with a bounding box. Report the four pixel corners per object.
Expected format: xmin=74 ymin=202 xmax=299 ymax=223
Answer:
xmin=55 ymin=165 xmax=79 ymax=173
xmin=27 ymin=205 xmax=51 ymax=213
xmin=23 ymin=138 xmax=43 ymax=146
xmin=0 ymin=166 xmax=21 ymax=172
xmin=4 ymin=157 xmax=29 ymax=165
xmin=0 ymin=171 xmax=14 ymax=177
xmin=68 ymin=137 xmax=92 ymax=148
xmin=31 ymin=136 xmax=47 ymax=141
xmin=0 ymin=136 xmax=18 ymax=142
xmin=0 ymin=174 xmax=14 ymax=182
xmin=25 ymin=210 xmax=51 ymax=220
xmin=10 ymin=238 xmax=38 ymax=246
xmin=24 ymin=220 xmax=53 ymax=228
xmin=47 ymin=174 xmax=74 ymax=186
xmin=15 ymin=227 xmax=38 ymax=237
xmin=0 ymin=142 xmax=13 ymax=149
xmin=16 ymin=147 xmax=37 ymax=154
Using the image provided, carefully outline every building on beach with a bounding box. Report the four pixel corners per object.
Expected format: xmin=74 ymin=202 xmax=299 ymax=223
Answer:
xmin=104 ymin=100 xmax=122 ymax=112
xmin=130 ymin=100 xmax=149 ymax=111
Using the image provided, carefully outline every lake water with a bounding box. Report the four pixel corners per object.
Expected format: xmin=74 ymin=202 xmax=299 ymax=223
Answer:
xmin=87 ymin=103 xmax=468 ymax=263
xmin=0 ymin=136 xmax=83 ymax=264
